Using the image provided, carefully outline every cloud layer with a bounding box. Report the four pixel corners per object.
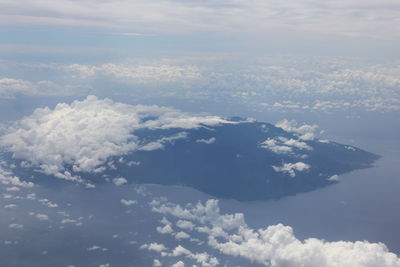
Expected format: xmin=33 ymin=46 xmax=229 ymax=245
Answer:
xmin=2 ymin=57 xmax=399 ymax=113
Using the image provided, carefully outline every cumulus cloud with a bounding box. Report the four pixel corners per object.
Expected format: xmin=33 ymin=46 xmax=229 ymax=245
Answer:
xmin=0 ymin=96 xmax=234 ymax=183
xmin=153 ymin=259 xmax=162 ymax=267
xmin=171 ymin=245 xmax=219 ymax=267
xmin=151 ymin=199 xmax=400 ymax=267
xmin=112 ymin=177 xmax=128 ymax=186
xmin=175 ymin=231 xmax=190 ymax=240
xmin=176 ymin=220 xmax=195 ymax=231
xmin=157 ymin=224 xmax=174 ymax=235
xmin=141 ymin=243 xmax=168 ymax=252
xmin=0 ymin=163 xmax=34 ymax=188
xmin=151 ymin=199 xmax=246 ymax=232
xmin=121 ymin=199 xmax=138 ymax=206
xmin=272 ymin=162 xmax=310 ymax=177
xmin=260 ymin=137 xmax=312 ymax=154
xmin=171 ymin=261 xmax=185 ymax=267
xmin=275 ymin=120 xmax=318 ymax=140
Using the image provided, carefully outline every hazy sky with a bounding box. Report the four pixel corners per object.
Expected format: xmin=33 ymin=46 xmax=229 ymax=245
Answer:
xmin=1 ymin=0 xmax=400 ymax=60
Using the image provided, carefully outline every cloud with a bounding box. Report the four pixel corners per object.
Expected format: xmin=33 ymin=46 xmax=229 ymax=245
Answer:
xmin=0 ymin=78 xmax=37 ymax=99
xmin=157 ymin=224 xmax=174 ymax=235
xmin=151 ymin=199 xmax=246 ymax=231
xmin=138 ymin=132 xmax=188 ymax=152
xmin=0 ymin=77 xmax=91 ymax=98
xmin=176 ymin=220 xmax=195 ymax=231
xmin=35 ymin=213 xmax=49 ymax=220
xmin=151 ymin=199 xmax=400 ymax=267
xmin=153 ymin=259 xmax=162 ymax=267
xmin=171 ymin=261 xmax=185 ymax=267
xmin=328 ymin=174 xmax=340 ymax=181
xmin=0 ymin=163 xmax=34 ymax=188
xmin=39 ymin=198 xmax=58 ymax=208
xmin=141 ymin=243 xmax=168 ymax=252
xmin=260 ymin=137 xmax=312 ymax=154
xmin=4 ymin=204 xmax=17 ymax=209
xmin=9 ymin=223 xmax=23 ymax=229
xmin=112 ymin=177 xmax=128 ymax=186
xmin=65 ymin=63 xmax=201 ymax=84
xmin=0 ymin=96 xmax=234 ymax=183
xmin=196 ymin=137 xmax=216 ymax=144
xmin=120 ymin=199 xmax=138 ymax=206
xmin=272 ymin=162 xmax=310 ymax=177
xmin=275 ymin=120 xmax=318 ymax=140
xmin=175 ymin=231 xmax=190 ymax=240
xmin=3 ymin=57 xmax=400 ymax=113
xmin=171 ymin=245 xmax=219 ymax=267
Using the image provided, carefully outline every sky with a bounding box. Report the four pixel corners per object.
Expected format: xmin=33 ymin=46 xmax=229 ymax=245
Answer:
xmin=1 ymin=1 xmax=400 ymax=266
xmin=1 ymin=0 xmax=400 ymax=60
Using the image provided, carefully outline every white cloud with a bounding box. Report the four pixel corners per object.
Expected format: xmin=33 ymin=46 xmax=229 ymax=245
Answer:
xmin=9 ymin=223 xmax=23 ymax=229
xmin=196 ymin=137 xmax=216 ymax=145
xmin=276 ymin=120 xmax=318 ymax=140
xmin=87 ymin=245 xmax=101 ymax=251
xmin=175 ymin=231 xmax=190 ymax=240
xmin=0 ymin=96 xmax=234 ymax=183
xmin=157 ymin=224 xmax=174 ymax=234
xmin=153 ymin=259 xmax=162 ymax=267
xmin=35 ymin=213 xmax=49 ymax=220
xmin=171 ymin=261 xmax=185 ymax=267
xmin=6 ymin=186 xmax=20 ymax=191
xmin=0 ymin=77 xmax=90 ymax=98
xmin=176 ymin=220 xmax=195 ymax=231
xmin=0 ymin=163 xmax=34 ymax=188
xmin=39 ymin=198 xmax=58 ymax=208
xmin=0 ymin=78 xmax=38 ymax=99
xmin=328 ymin=174 xmax=340 ymax=181
xmin=272 ymin=162 xmax=310 ymax=177
xmin=112 ymin=177 xmax=128 ymax=186
xmin=61 ymin=218 xmax=77 ymax=224
xmin=151 ymin=199 xmax=400 ymax=267
xmin=260 ymin=137 xmax=312 ymax=154
xmin=141 ymin=243 xmax=168 ymax=252
xmin=66 ymin=63 xmax=201 ymax=84
xmin=171 ymin=245 xmax=219 ymax=267
xmin=121 ymin=199 xmax=138 ymax=206
xmin=138 ymin=132 xmax=188 ymax=152
xmin=151 ymin=199 xmax=246 ymax=231
xmin=4 ymin=204 xmax=17 ymax=209
xmin=26 ymin=193 xmax=36 ymax=200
